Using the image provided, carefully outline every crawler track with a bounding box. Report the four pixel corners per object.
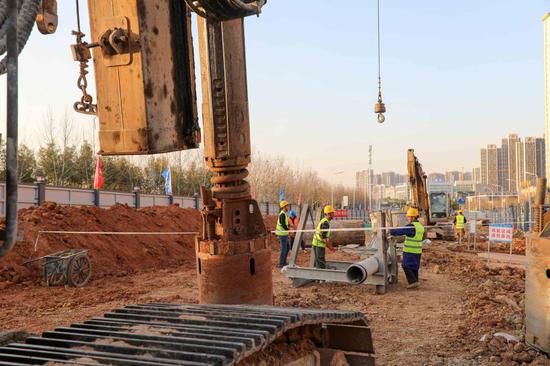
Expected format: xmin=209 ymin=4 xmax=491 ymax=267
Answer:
xmin=0 ymin=303 xmax=373 ymax=365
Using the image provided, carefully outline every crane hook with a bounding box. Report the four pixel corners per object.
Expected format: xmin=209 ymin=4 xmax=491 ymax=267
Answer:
xmin=374 ymin=93 xmax=386 ymax=124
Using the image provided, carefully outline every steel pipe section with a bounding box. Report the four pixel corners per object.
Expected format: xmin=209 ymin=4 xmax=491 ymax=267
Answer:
xmin=346 ymin=256 xmax=380 ymax=284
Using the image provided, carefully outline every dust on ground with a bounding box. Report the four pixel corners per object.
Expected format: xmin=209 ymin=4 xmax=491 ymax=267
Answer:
xmin=0 ymin=207 xmax=548 ymax=366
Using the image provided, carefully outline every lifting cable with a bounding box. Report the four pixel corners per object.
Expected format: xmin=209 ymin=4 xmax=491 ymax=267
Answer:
xmin=374 ymin=0 xmax=386 ymax=123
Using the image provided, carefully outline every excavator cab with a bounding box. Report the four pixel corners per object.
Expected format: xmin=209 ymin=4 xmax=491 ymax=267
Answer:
xmin=429 ymin=191 xmax=450 ymax=221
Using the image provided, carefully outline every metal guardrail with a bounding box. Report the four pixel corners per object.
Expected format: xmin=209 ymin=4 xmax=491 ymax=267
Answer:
xmin=0 ymin=183 xmax=306 ymax=217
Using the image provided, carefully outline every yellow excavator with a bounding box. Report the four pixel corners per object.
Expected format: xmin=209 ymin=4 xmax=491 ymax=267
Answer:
xmin=407 ymin=149 xmax=454 ymax=240
xmin=0 ymin=1 xmax=375 ymax=364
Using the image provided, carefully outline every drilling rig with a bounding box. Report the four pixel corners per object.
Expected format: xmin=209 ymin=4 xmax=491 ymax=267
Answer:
xmin=0 ymin=1 xmax=375 ymax=364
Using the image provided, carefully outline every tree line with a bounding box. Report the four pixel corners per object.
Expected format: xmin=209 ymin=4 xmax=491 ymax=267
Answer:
xmin=0 ymin=112 xmax=357 ymax=205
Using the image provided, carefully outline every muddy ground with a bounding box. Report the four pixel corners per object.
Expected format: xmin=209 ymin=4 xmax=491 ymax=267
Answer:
xmin=0 ymin=205 xmax=548 ymax=366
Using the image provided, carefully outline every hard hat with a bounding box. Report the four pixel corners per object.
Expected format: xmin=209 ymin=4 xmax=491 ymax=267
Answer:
xmin=289 ymin=210 xmax=296 ymax=218
xmin=324 ymin=205 xmax=336 ymax=214
xmin=406 ymin=208 xmax=419 ymax=217
xmin=457 ymin=209 xmax=463 ymax=214
xmin=280 ymin=200 xmax=289 ymax=208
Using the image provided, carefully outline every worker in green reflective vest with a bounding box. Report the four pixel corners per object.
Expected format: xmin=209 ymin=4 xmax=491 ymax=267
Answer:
xmin=311 ymin=205 xmax=335 ymax=269
xmin=390 ymin=207 xmax=425 ymax=289
xmin=454 ymin=210 xmax=467 ymax=244
xmin=275 ymin=200 xmax=291 ymax=268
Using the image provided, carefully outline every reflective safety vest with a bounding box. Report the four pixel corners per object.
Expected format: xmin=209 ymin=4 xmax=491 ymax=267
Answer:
xmin=403 ymin=221 xmax=425 ymax=254
xmin=456 ymin=215 xmax=465 ymax=229
xmin=312 ymin=217 xmax=331 ymax=248
xmin=275 ymin=210 xmax=290 ymax=236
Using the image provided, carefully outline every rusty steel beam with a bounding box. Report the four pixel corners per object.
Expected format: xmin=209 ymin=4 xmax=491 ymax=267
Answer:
xmin=196 ymin=17 xmax=272 ymax=305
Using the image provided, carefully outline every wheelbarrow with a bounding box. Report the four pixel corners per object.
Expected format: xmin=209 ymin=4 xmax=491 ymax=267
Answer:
xmin=23 ymin=249 xmax=92 ymax=287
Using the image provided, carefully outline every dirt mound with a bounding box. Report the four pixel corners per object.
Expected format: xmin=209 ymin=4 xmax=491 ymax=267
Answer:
xmin=0 ymin=203 xmax=200 ymax=288
xmin=423 ymin=245 xmax=549 ymax=364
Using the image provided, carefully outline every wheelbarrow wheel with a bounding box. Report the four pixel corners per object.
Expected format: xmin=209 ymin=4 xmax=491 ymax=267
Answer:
xmin=67 ymin=254 xmax=92 ymax=287
xmin=46 ymin=272 xmax=65 ymax=287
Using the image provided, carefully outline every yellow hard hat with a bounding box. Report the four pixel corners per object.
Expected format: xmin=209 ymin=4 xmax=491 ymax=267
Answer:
xmin=324 ymin=205 xmax=336 ymax=214
xmin=280 ymin=200 xmax=289 ymax=208
xmin=406 ymin=208 xmax=419 ymax=217
xmin=457 ymin=209 xmax=463 ymax=214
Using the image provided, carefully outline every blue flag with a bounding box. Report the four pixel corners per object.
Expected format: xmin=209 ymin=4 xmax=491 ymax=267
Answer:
xmin=161 ymin=167 xmax=172 ymax=195
xmin=279 ymin=187 xmax=285 ymax=201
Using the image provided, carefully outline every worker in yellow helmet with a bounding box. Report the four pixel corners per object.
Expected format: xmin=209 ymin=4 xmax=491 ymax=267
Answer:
xmin=311 ymin=205 xmax=335 ymax=269
xmin=454 ymin=209 xmax=467 ymax=244
xmin=390 ymin=207 xmax=425 ymax=289
xmin=275 ymin=200 xmax=291 ymax=268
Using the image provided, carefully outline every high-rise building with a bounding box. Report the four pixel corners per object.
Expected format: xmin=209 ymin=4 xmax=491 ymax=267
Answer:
xmin=500 ymin=138 xmax=510 ymax=192
xmin=486 ymin=144 xmax=499 ymax=189
xmin=517 ymin=137 xmax=546 ymax=186
xmin=507 ymin=134 xmax=521 ymax=192
xmin=480 ymin=148 xmax=488 ymax=184
xmin=445 ymin=171 xmax=460 ymax=183
xmin=472 ymin=167 xmax=481 ymax=184
xmin=381 ymin=172 xmax=397 ymax=187
xmin=355 ymin=169 xmax=374 ymax=195
xmin=428 ymin=173 xmax=445 ymax=183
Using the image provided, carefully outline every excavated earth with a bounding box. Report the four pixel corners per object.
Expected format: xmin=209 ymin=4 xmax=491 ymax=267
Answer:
xmin=0 ymin=205 xmax=548 ymax=366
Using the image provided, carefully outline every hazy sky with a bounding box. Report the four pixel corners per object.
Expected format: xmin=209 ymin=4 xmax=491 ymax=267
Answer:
xmin=1 ymin=0 xmax=549 ymax=185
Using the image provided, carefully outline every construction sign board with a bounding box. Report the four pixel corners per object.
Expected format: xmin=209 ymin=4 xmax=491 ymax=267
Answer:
xmin=334 ymin=209 xmax=348 ymax=218
xmin=488 ymin=224 xmax=513 ymax=243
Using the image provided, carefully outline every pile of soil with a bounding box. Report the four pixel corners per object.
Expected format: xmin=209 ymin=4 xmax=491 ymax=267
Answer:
xmin=0 ymin=203 xmax=201 ymax=288
xmin=452 ymin=236 xmax=527 ymax=255
xmin=423 ymin=245 xmax=549 ymax=365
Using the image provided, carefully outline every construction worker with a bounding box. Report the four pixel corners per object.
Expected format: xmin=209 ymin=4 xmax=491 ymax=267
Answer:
xmin=288 ymin=210 xmax=306 ymax=252
xmin=311 ymin=205 xmax=335 ymax=269
xmin=454 ymin=209 xmax=467 ymax=244
xmin=390 ymin=208 xmax=425 ymax=289
xmin=275 ymin=201 xmax=291 ymax=268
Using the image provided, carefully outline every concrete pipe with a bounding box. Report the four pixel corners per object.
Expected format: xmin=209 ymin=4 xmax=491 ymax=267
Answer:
xmin=346 ymin=256 xmax=380 ymax=284
xmin=303 ymin=220 xmax=366 ymax=246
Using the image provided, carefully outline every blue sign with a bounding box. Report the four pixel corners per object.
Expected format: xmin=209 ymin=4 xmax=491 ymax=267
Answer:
xmin=456 ymin=198 xmax=465 ymax=205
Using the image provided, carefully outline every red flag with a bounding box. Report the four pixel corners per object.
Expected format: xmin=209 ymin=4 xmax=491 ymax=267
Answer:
xmin=94 ymin=155 xmax=104 ymax=189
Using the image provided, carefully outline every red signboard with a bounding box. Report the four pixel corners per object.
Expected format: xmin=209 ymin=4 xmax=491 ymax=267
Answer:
xmin=334 ymin=209 xmax=348 ymax=218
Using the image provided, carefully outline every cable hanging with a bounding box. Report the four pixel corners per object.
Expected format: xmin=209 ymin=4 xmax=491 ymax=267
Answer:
xmin=374 ymin=0 xmax=386 ymax=123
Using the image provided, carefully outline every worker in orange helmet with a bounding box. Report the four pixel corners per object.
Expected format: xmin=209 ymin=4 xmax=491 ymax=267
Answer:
xmin=390 ymin=207 xmax=425 ymax=289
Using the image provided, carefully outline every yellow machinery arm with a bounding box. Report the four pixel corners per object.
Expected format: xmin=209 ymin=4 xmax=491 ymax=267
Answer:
xmin=407 ymin=149 xmax=431 ymax=224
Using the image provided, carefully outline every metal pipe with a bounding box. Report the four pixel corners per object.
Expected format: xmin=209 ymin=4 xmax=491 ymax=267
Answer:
xmin=0 ymin=0 xmax=18 ymax=258
xmin=346 ymin=256 xmax=379 ymax=284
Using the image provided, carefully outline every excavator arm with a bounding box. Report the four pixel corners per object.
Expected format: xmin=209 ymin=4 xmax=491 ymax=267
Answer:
xmin=407 ymin=148 xmax=431 ymax=224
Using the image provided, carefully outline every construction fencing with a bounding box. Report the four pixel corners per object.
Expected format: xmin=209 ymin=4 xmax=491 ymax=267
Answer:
xmin=0 ymin=183 xmax=286 ymax=217
xmin=465 ymin=194 xmax=533 ymax=231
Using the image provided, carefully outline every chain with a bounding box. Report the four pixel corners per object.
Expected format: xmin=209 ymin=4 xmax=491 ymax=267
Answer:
xmin=72 ymin=0 xmax=97 ymax=115
xmin=375 ymin=0 xmax=385 ymax=124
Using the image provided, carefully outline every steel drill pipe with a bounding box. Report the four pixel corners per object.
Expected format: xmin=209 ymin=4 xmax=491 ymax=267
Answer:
xmin=346 ymin=256 xmax=380 ymax=284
